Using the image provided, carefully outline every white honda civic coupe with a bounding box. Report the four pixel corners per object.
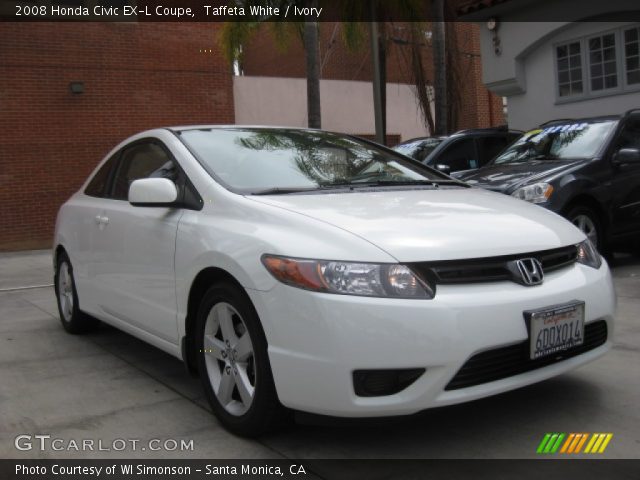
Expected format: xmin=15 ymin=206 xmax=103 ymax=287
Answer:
xmin=54 ymin=126 xmax=615 ymax=436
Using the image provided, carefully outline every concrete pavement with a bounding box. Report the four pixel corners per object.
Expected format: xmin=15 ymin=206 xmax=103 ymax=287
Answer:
xmin=1 ymin=250 xmax=638 ymax=460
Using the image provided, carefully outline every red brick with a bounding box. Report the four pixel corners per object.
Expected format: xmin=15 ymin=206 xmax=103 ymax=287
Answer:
xmin=0 ymin=22 xmax=234 ymax=250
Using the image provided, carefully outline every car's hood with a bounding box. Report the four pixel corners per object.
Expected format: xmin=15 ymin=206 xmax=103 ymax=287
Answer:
xmin=456 ymin=159 xmax=585 ymax=193
xmin=247 ymin=188 xmax=584 ymax=262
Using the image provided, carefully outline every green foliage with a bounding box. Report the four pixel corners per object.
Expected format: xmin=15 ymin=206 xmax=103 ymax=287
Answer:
xmin=217 ymin=1 xmax=304 ymax=65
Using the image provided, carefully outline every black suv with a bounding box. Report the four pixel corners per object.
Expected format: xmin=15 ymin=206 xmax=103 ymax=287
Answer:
xmin=393 ymin=126 xmax=521 ymax=174
xmin=456 ymin=110 xmax=640 ymax=252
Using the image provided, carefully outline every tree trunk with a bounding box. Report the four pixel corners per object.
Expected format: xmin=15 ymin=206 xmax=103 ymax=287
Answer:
xmin=370 ymin=20 xmax=386 ymax=145
xmin=432 ymin=0 xmax=447 ymax=135
xmin=304 ymin=4 xmax=321 ymax=129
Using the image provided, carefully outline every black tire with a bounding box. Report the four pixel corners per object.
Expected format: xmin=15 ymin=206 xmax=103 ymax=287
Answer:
xmin=54 ymin=251 xmax=99 ymax=334
xmin=195 ymin=282 xmax=290 ymax=437
xmin=565 ymin=205 xmax=605 ymax=253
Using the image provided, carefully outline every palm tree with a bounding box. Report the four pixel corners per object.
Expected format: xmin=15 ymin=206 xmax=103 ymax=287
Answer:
xmin=431 ymin=0 xmax=447 ymax=135
xmin=303 ymin=4 xmax=321 ymax=128
xmin=218 ymin=1 xmax=321 ymax=128
xmin=342 ymin=0 xmax=453 ymax=140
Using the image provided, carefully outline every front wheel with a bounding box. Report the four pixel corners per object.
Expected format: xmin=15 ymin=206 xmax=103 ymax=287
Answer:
xmin=54 ymin=252 xmax=99 ymax=334
xmin=196 ymin=282 xmax=289 ymax=436
xmin=566 ymin=205 xmax=604 ymax=252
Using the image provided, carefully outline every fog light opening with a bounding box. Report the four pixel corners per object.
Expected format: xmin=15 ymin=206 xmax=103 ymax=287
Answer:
xmin=353 ymin=368 xmax=425 ymax=397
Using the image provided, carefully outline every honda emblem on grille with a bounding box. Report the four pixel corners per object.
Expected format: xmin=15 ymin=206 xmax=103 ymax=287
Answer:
xmin=510 ymin=258 xmax=544 ymax=286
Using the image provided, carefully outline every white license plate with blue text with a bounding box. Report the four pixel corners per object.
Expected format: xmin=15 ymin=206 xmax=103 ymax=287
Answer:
xmin=527 ymin=302 xmax=585 ymax=360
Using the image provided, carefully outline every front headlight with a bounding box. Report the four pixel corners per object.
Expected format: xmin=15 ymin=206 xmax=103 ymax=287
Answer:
xmin=576 ymin=239 xmax=602 ymax=269
xmin=511 ymin=182 xmax=554 ymax=203
xmin=261 ymin=255 xmax=434 ymax=299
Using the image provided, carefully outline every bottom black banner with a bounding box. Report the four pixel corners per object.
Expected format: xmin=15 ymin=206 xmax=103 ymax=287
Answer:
xmin=3 ymin=459 xmax=639 ymax=480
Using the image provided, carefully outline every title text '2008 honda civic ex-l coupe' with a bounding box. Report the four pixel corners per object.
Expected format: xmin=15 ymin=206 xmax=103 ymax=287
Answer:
xmin=54 ymin=127 xmax=615 ymax=436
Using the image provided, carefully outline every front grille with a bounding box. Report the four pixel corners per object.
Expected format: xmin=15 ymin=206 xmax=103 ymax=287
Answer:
xmin=409 ymin=245 xmax=578 ymax=285
xmin=445 ymin=320 xmax=608 ymax=391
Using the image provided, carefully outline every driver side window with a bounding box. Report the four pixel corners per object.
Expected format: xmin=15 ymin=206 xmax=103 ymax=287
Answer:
xmin=440 ymin=139 xmax=478 ymax=172
xmin=615 ymin=119 xmax=640 ymax=151
xmin=111 ymin=142 xmax=178 ymax=201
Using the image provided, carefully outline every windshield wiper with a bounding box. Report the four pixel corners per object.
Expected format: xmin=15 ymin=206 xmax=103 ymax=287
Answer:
xmin=251 ymin=179 xmax=465 ymax=195
xmin=251 ymin=187 xmax=322 ymax=195
xmin=348 ymin=179 xmax=465 ymax=187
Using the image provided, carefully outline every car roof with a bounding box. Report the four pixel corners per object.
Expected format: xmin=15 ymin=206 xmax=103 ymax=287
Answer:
xmin=396 ymin=136 xmax=447 ymax=145
xmin=397 ymin=127 xmax=521 ymax=146
xmin=538 ymin=115 xmax=621 ymax=127
xmin=450 ymin=126 xmax=522 ymax=136
xmin=166 ymin=125 xmax=323 ymax=133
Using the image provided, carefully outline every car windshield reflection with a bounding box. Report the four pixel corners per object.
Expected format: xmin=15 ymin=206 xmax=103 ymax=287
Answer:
xmin=492 ymin=120 xmax=616 ymax=164
xmin=178 ymin=128 xmax=454 ymax=194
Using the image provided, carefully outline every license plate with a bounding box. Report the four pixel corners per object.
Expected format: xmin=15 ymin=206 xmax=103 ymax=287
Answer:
xmin=526 ymin=302 xmax=585 ymax=360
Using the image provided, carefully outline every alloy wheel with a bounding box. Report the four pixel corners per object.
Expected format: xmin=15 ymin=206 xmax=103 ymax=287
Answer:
xmin=571 ymin=214 xmax=598 ymax=248
xmin=203 ymin=302 xmax=256 ymax=416
xmin=57 ymin=261 xmax=74 ymax=322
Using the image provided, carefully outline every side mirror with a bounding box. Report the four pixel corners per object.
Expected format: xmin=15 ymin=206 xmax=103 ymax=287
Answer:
xmin=129 ymin=178 xmax=178 ymax=207
xmin=435 ymin=164 xmax=451 ymax=175
xmin=613 ymin=148 xmax=640 ymax=166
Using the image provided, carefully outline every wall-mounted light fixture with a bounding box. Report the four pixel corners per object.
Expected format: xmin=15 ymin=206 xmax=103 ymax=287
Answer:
xmin=69 ymin=82 xmax=84 ymax=94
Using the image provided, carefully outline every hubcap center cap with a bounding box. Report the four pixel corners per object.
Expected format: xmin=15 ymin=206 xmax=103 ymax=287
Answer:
xmin=226 ymin=347 xmax=238 ymax=365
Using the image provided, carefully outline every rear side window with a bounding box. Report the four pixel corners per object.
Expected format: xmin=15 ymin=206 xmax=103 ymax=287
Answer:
xmin=111 ymin=142 xmax=178 ymax=201
xmin=84 ymin=152 xmax=119 ymax=198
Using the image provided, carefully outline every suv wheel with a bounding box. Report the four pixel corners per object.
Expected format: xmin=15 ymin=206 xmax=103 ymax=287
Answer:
xmin=54 ymin=252 xmax=99 ymax=334
xmin=196 ymin=282 xmax=289 ymax=436
xmin=566 ymin=205 xmax=603 ymax=251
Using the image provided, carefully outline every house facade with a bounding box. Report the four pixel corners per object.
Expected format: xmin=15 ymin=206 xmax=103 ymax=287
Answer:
xmin=460 ymin=0 xmax=640 ymax=129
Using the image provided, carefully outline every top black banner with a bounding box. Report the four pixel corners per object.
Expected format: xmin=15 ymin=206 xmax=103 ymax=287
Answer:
xmin=2 ymin=0 xmax=640 ymax=23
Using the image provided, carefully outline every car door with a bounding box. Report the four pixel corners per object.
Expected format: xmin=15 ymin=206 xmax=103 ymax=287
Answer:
xmin=72 ymin=150 xmax=121 ymax=313
xmin=608 ymin=115 xmax=640 ymax=237
xmin=434 ymin=138 xmax=479 ymax=172
xmin=90 ymin=139 xmax=184 ymax=343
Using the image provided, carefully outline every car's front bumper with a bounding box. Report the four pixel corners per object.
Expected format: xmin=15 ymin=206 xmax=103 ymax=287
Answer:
xmin=248 ymin=260 xmax=616 ymax=417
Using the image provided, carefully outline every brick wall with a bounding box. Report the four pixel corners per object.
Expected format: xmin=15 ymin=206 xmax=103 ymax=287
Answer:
xmin=0 ymin=22 xmax=234 ymax=251
xmin=452 ymin=22 xmax=506 ymax=130
xmin=241 ymin=22 xmax=505 ymax=132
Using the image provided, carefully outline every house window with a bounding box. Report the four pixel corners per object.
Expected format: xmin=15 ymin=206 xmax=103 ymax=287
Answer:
xmin=555 ymin=24 xmax=640 ymax=102
xmin=624 ymin=26 xmax=640 ymax=85
xmin=557 ymin=41 xmax=583 ymax=97
xmin=588 ymin=33 xmax=617 ymax=91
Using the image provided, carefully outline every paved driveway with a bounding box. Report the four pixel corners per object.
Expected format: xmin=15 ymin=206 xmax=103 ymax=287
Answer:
xmin=1 ymin=250 xmax=638 ymax=460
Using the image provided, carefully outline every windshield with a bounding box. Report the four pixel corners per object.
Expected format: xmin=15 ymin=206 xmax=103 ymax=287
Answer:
xmin=393 ymin=138 xmax=444 ymax=160
xmin=179 ymin=128 xmax=453 ymax=194
xmin=492 ymin=120 xmax=616 ymax=164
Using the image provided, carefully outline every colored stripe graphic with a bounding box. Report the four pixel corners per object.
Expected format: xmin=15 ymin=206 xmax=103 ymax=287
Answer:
xmin=550 ymin=433 xmax=565 ymax=453
xmin=585 ymin=433 xmax=614 ymax=454
xmin=538 ymin=433 xmax=613 ymax=454
xmin=598 ymin=434 xmax=614 ymax=453
xmin=537 ymin=433 xmax=565 ymax=454
xmin=560 ymin=433 xmax=575 ymax=453
xmin=575 ymin=433 xmax=589 ymax=453
xmin=537 ymin=433 xmax=552 ymax=454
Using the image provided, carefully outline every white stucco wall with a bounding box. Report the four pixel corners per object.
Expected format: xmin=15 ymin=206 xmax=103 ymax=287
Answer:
xmin=505 ymin=22 xmax=640 ymax=129
xmin=470 ymin=1 xmax=640 ymax=130
xmin=233 ymin=76 xmax=430 ymax=142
